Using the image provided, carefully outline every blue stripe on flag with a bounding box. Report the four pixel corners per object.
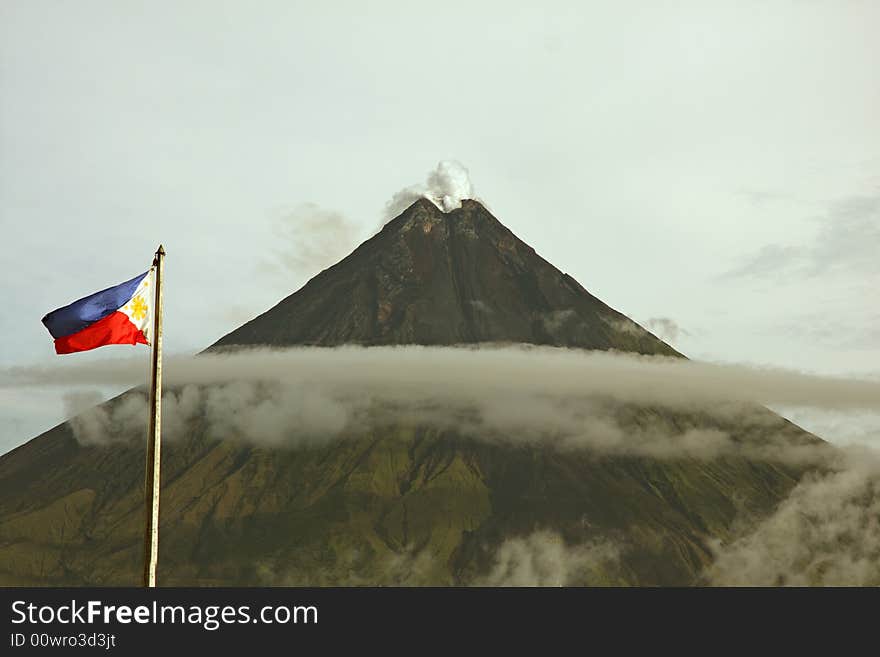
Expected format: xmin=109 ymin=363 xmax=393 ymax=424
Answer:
xmin=41 ymin=270 xmax=149 ymax=339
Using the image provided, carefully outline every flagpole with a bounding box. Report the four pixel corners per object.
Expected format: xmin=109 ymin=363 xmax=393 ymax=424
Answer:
xmin=143 ymin=244 xmax=165 ymax=587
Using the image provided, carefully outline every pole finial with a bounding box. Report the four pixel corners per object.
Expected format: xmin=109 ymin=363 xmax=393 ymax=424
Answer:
xmin=157 ymin=244 xmax=165 ymax=256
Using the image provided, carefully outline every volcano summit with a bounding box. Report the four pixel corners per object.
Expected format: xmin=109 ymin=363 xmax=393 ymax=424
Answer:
xmin=212 ymin=198 xmax=680 ymax=355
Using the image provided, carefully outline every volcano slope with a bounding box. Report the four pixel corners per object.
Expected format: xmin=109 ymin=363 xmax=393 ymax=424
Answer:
xmin=0 ymin=199 xmax=822 ymax=585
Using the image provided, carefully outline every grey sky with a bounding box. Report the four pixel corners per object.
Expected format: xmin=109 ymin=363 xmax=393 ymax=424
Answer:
xmin=1 ymin=1 xmax=878 ymax=453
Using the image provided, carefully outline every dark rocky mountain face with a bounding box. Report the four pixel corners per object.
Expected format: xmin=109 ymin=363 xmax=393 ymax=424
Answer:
xmin=211 ymin=198 xmax=680 ymax=356
xmin=0 ymin=199 xmax=819 ymax=586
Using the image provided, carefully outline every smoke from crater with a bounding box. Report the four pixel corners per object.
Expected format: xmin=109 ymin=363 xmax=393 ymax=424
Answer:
xmin=384 ymin=160 xmax=475 ymax=222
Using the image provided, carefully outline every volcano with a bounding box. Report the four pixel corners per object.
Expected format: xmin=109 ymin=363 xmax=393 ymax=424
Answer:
xmin=0 ymin=198 xmax=819 ymax=585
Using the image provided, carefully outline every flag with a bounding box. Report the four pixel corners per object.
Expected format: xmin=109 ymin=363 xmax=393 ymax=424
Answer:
xmin=41 ymin=270 xmax=154 ymax=354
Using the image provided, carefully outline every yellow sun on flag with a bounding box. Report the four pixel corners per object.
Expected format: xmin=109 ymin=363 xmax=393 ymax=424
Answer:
xmin=129 ymin=295 xmax=148 ymax=321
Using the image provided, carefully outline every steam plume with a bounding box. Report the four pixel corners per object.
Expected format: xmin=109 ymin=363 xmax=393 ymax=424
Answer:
xmin=384 ymin=160 xmax=474 ymax=221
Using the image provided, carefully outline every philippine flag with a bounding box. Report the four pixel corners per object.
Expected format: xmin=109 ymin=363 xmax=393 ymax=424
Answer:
xmin=41 ymin=270 xmax=154 ymax=355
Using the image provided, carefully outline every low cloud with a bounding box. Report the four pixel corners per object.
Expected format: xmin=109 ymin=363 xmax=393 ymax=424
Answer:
xmin=258 ymin=530 xmax=623 ymax=586
xmin=64 ymin=390 xmax=147 ymax=446
xmin=706 ymin=448 xmax=880 ymax=586
xmin=542 ymin=309 xmax=578 ymax=333
xmin=13 ymin=345 xmax=877 ymax=462
xmin=256 ymin=543 xmax=440 ymax=586
xmin=476 ymin=531 xmax=622 ymax=586
xmin=8 ymin=346 xmax=879 ymax=413
xmin=57 ymin=379 xmax=831 ymax=463
xmin=601 ymin=316 xmax=644 ymax=336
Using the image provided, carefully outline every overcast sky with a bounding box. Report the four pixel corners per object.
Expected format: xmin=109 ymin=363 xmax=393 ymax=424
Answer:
xmin=1 ymin=1 xmax=878 ymax=454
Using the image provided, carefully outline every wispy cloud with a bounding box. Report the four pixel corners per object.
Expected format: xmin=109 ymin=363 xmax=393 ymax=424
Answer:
xmin=722 ymin=192 xmax=880 ymax=280
xmin=261 ymin=203 xmax=361 ymax=278
xmin=735 ymin=188 xmax=800 ymax=207
xmin=643 ymin=317 xmax=690 ymax=344
xmin=763 ymin=312 xmax=880 ymax=351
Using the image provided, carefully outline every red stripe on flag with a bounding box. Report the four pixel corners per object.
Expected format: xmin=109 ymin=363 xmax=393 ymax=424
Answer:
xmin=54 ymin=311 xmax=148 ymax=354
